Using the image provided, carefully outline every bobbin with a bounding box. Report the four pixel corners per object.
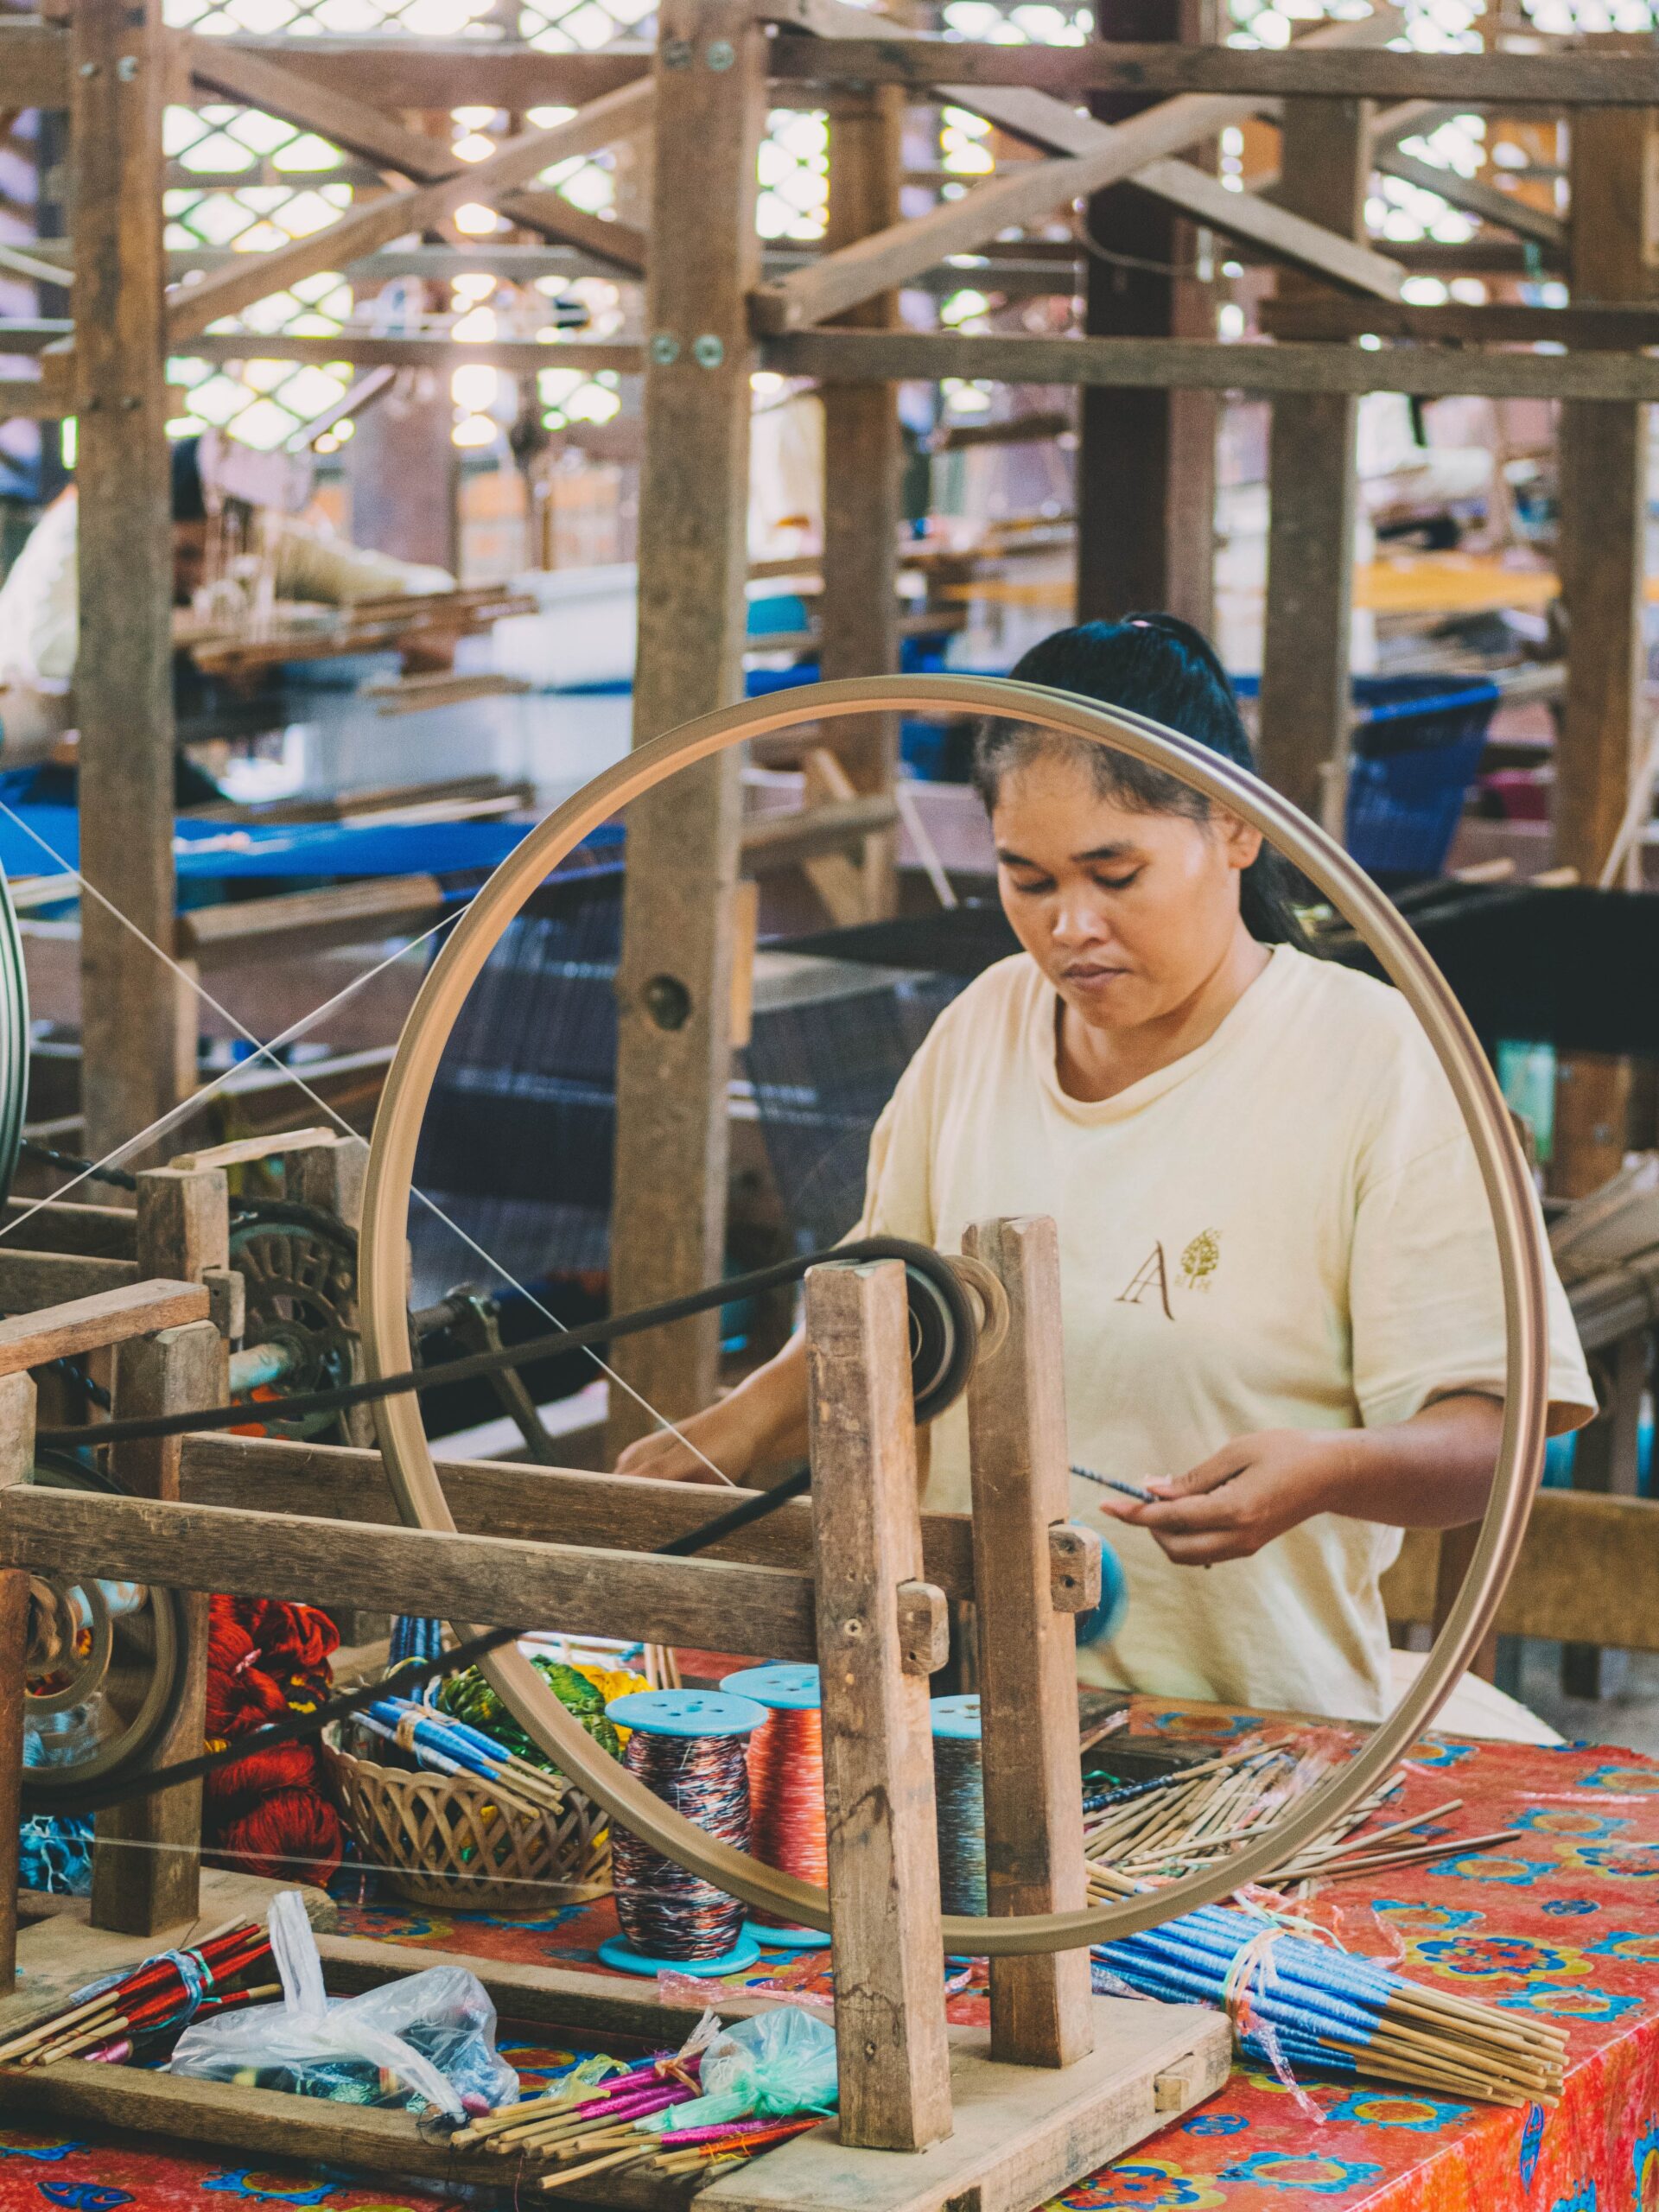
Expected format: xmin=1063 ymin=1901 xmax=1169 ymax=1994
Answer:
xmin=599 ymin=1687 xmax=767 ymax=1980
xmin=723 ymin=1662 xmax=831 ymax=1952
xmin=930 ymin=1693 xmax=988 ymax=1922
xmin=358 ymin=672 xmax=1551 ymax=1957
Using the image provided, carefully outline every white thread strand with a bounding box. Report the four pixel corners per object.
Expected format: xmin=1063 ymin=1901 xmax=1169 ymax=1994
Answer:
xmin=0 ymin=807 xmax=735 ymax=1484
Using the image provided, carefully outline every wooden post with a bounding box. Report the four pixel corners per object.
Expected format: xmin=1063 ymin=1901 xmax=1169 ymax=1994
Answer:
xmin=605 ymin=0 xmax=764 ymax=1453
xmin=136 ymin=1167 xmax=231 ymax=1287
xmin=806 ymin=1258 xmax=953 ymax=2153
xmin=1560 ymin=1327 xmax=1649 ymax=1696
xmin=283 ymin=1134 xmax=369 ymax=1231
xmin=1077 ymin=0 xmax=1218 ymax=632
xmin=71 ymin=0 xmax=190 ymax=1164
xmin=1256 ymin=98 xmax=1370 ymax=827
xmin=817 ymin=84 xmax=905 ymax=919
xmin=91 ymin=1319 xmax=225 ymax=1936
xmin=963 ymin=1217 xmax=1095 ymax=2069
xmin=1551 ymin=106 xmax=1656 ymax=1197
xmin=0 ymin=1374 xmax=37 ymax=1986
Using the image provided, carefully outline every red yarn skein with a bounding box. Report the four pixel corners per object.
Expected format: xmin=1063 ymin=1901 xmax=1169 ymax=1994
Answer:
xmin=203 ymin=1594 xmax=343 ymax=1885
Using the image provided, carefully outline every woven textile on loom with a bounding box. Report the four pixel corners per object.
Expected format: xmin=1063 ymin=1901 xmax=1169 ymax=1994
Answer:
xmin=203 ymin=1596 xmax=344 ymax=1885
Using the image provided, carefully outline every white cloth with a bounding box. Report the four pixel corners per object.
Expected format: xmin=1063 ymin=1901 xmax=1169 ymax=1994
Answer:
xmin=856 ymin=944 xmax=1593 ymax=1723
xmin=0 ymin=492 xmax=454 ymax=695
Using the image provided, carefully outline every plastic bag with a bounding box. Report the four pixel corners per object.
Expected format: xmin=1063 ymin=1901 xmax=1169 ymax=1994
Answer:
xmin=636 ymin=2007 xmax=837 ymax=2134
xmin=168 ymin=1891 xmax=518 ymax=2119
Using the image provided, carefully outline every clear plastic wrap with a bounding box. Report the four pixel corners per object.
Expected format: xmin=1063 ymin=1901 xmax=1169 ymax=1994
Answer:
xmin=636 ymin=2007 xmax=838 ymax=2134
xmin=168 ymin=1891 xmax=518 ymax=2119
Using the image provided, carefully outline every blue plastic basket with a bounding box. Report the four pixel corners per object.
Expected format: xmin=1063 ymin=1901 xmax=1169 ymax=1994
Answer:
xmin=1343 ymin=675 xmax=1499 ymax=880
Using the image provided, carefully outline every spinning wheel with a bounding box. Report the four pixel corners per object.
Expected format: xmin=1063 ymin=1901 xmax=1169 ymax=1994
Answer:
xmin=22 ymin=1454 xmax=188 ymax=1801
xmin=358 ymin=674 xmax=1552 ymax=1955
xmin=227 ymin=1201 xmax=359 ymax=1440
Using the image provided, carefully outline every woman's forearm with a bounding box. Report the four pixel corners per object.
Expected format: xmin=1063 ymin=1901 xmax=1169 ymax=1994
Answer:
xmin=1107 ymin=1394 xmax=1506 ymax=1567
xmin=726 ymin=1332 xmax=810 ymax=1465
xmin=1331 ymin=1394 xmax=1505 ymax=1528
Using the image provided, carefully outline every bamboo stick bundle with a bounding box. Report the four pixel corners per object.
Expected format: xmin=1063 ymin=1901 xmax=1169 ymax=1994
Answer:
xmin=0 ymin=1922 xmax=272 ymax=2069
xmin=1090 ymin=1904 xmax=1565 ymax=2107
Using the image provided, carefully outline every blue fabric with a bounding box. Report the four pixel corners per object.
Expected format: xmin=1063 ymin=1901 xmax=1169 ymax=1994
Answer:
xmin=0 ymin=805 xmax=541 ymax=883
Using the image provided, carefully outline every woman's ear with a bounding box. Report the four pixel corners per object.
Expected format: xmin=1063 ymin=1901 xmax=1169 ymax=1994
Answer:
xmin=1214 ymin=807 xmax=1263 ymax=871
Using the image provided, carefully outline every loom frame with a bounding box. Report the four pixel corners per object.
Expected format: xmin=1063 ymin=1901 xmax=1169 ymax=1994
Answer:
xmin=354 ymin=674 xmax=1553 ymax=1955
xmin=0 ymin=1232 xmax=1231 ymax=2209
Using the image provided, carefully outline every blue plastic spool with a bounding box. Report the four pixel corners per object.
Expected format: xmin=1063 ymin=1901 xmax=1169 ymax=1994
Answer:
xmin=597 ymin=1689 xmax=767 ymax=1979
xmin=930 ymin=1694 xmax=987 ymax=1922
xmin=721 ymin=1665 xmax=831 ymax=1952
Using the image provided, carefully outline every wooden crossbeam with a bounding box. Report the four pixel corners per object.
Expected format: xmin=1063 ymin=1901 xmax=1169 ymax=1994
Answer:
xmin=762 ymin=327 xmax=1659 ymax=401
xmin=208 ymin=34 xmax=650 ymax=110
xmin=751 ymin=2 xmax=1404 ymax=327
xmin=175 ymin=334 xmax=644 ymax=372
xmin=176 ymin=1431 xmax=982 ymax=1594
xmin=1384 ymin=1491 xmax=1659 ymax=1654
xmin=1373 ymin=143 xmax=1566 ymax=250
xmin=499 ymin=190 xmax=648 ymax=272
xmin=182 ymin=35 xmax=461 ymax=177
xmin=181 ymin=35 xmax=648 ymax=272
xmin=768 ymin=35 xmax=1659 ymax=104
xmin=165 ymin=79 xmax=652 ymax=345
xmin=1262 ymin=298 xmax=1659 ymax=346
xmin=0 ymin=1487 xmax=819 ymax=1656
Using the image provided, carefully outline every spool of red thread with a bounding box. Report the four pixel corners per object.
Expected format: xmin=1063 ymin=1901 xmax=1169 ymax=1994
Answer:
xmin=723 ymin=1663 xmax=830 ymax=1952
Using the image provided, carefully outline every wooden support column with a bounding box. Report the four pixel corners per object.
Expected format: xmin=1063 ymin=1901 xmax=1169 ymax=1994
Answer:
xmin=0 ymin=1375 xmax=36 ymax=1988
xmin=1256 ymin=98 xmax=1370 ymax=827
xmin=817 ymin=84 xmax=904 ymax=919
xmin=1560 ymin=1328 xmax=1649 ymax=1696
xmin=1552 ymin=105 xmax=1657 ymax=1197
xmin=606 ymin=0 xmax=764 ymax=1452
xmin=1077 ymin=0 xmax=1218 ymax=632
xmin=806 ymin=1258 xmax=952 ymax=2153
xmin=71 ymin=0 xmax=190 ymax=1164
xmin=91 ymin=1319 xmax=226 ymax=1936
xmin=964 ymin=1217 xmax=1094 ymax=2069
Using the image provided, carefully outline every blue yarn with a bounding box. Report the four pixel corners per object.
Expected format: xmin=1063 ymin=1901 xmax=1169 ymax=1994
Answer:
xmin=1071 ymin=1529 xmax=1128 ymax=1649
xmin=389 ymin=1616 xmax=444 ymax=1668
xmin=18 ymin=1815 xmax=93 ymax=1897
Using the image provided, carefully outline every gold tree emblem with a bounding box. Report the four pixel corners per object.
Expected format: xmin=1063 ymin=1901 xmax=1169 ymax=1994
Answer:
xmin=1179 ymin=1229 xmax=1221 ymax=1290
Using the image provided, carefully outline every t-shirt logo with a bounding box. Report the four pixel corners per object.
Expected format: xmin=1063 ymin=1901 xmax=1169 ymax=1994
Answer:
xmin=1117 ymin=1230 xmax=1222 ymax=1320
xmin=1180 ymin=1228 xmax=1221 ymax=1291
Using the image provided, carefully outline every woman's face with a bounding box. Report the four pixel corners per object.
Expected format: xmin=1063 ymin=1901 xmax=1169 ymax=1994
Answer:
xmin=991 ymin=750 xmax=1262 ymax=1033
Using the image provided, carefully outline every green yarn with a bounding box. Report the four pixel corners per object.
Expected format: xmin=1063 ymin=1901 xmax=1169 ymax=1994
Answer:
xmin=438 ymin=1658 xmax=622 ymax=1770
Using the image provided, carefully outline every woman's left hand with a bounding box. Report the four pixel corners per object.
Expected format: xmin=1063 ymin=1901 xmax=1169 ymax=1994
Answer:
xmin=1102 ymin=1429 xmax=1348 ymax=1566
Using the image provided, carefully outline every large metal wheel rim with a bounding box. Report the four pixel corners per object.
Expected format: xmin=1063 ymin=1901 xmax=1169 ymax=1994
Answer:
xmin=0 ymin=870 xmax=31 ymax=1209
xmin=359 ymin=672 xmax=1549 ymax=1956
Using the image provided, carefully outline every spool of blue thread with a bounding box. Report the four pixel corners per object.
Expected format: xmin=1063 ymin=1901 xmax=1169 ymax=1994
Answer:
xmin=721 ymin=1662 xmax=832 ymax=1953
xmin=1073 ymin=1528 xmax=1128 ymax=1649
xmin=598 ymin=1688 xmax=767 ymax=1979
xmin=930 ymin=1694 xmax=987 ymax=1918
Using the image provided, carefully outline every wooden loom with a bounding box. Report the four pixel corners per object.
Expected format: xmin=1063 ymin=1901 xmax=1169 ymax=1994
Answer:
xmin=0 ymin=1216 xmax=1230 ymax=2212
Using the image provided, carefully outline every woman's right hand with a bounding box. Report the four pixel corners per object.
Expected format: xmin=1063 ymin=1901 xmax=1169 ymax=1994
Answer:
xmin=612 ymin=1334 xmax=810 ymax=1485
xmin=613 ymin=1399 xmax=760 ymax=1485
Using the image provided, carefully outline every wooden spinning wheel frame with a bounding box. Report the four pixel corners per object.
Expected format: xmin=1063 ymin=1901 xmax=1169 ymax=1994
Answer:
xmin=358 ymin=672 xmax=1552 ymax=1958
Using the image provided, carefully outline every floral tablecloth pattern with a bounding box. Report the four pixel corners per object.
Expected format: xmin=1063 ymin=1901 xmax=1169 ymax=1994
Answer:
xmin=7 ymin=1710 xmax=1659 ymax=2212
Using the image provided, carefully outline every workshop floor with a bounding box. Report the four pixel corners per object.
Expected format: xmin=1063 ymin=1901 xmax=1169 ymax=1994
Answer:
xmin=1519 ymin=1643 xmax=1659 ymax=1757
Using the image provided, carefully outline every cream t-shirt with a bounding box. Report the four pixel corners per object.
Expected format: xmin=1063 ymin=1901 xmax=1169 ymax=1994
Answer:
xmin=856 ymin=943 xmax=1593 ymax=1723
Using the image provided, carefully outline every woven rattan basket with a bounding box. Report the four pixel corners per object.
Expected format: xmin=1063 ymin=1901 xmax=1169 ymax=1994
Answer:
xmin=322 ymin=1726 xmax=612 ymax=1915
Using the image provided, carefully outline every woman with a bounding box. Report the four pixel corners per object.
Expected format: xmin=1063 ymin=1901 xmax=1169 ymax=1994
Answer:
xmin=619 ymin=617 xmax=1592 ymax=1723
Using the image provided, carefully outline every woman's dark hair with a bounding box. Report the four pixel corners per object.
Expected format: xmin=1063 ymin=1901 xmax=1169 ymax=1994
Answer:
xmin=972 ymin=614 xmax=1308 ymax=949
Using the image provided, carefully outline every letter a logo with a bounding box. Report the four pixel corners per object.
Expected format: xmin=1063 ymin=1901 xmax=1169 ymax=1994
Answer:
xmin=1117 ymin=1243 xmax=1174 ymax=1321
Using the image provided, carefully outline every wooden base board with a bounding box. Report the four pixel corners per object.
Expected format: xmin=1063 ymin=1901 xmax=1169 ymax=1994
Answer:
xmin=0 ymin=1928 xmax=1229 ymax=2212
xmin=2 ymin=1870 xmax=337 ymax=2037
xmin=701 ymin=1995 xmax=1231 ymax=2212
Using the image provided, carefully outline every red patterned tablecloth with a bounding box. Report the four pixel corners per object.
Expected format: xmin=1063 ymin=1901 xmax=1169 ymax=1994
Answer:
xmin=6 ymin=1707 xmax=1659 ymax=2212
